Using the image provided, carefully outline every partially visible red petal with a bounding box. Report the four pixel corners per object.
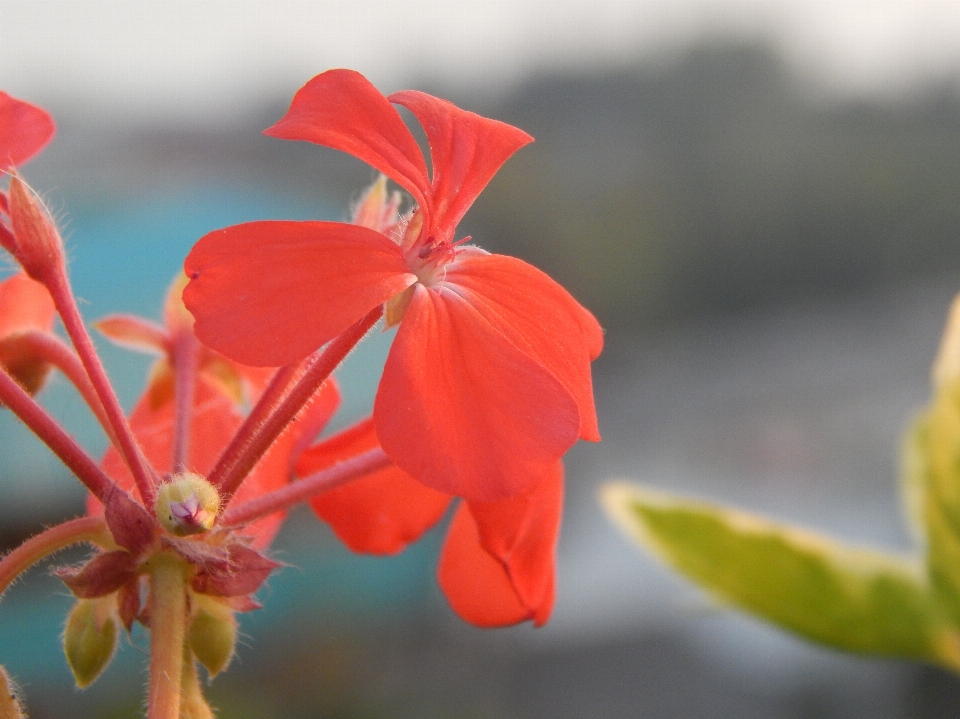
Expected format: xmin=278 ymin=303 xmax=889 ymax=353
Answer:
xmin=0 ymin=92 xmax=55 ymax=170
xmin=265 ymin=70 xmax=431 ymax=212
xmin=0 ymin=272 xmax=55 ymax=337
xmin=375 ymin=284 xmax=580 ymax=502
xmin=466 ymin=463 xmax=562 ymax=621
xmin=445 ymin=253 xmax=602 ymax=441
xmin=184 ymin=220 xmax=415 ymax=366
xmin=389 ymin=90 xmax=533 ymax=238
xmin=298 ymin=417 xmax=452 ymax=554
xmin=94 ymin=314 xmax=168 ymax=356
xmin=437 ymin=503 xmax=533 ymax=627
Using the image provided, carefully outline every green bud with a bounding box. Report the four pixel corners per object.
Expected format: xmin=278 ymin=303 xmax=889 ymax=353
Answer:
xmin=188 ymin=597 xmax=236 ymax=677
xmin=63 ymin=598 xmax=118 ymax=689
xmin=0 ymin=666 xmax=25 ymax=719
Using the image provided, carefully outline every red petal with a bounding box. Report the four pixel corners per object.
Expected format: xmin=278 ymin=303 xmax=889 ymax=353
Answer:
xmin=94 ymin=314 xmax=168 ymax=356
xmin=184 ymin=220 xmax=415 ymax=366
xmin=0 ymin=92 xmax=55 ymax=170
xmin=375 ymin=284 xmax=580 ymax=501
xmin=465 ymin=463 xmax=562 ymax=622
xmin=265 ymin=70 xmax=431 ymax=211
xmin=437 ymin=503 xmax=533 ymax=627
xmin=298 ymin=417 xmax=452 ymax=554
xmin=389 ymin=90 xmax=533 ymax=237
xmin=0 ymin=272 xmax=55 ymax=338
xmin=445 ymin=252 xmax=602 ymax=441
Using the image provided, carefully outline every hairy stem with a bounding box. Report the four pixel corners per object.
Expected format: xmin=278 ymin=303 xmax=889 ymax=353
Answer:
xmin=0 ymin=516 xmax=110 ymax=597
xmin=0 ymin=366 xmax=115 ymax=501
xmin=171 ymin=331 xmax=198 ymax=474
xmin=13 ymin=330 xmax=117 ymax=445
xmin=212 ymin=306 xmax=383 ymax=503
xmin=147 ymin=553 xmax=187 ymax=719
xmin=222 ymin=447 xmax=391 ymax=527
xmin=44 ymin=269 xmax=158 ymax=504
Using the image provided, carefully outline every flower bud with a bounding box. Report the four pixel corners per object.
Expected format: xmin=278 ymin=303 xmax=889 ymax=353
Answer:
xmin=6 ymin=176 xmax=65 ymax=283
xmin=155 ymin=473 xmax=221 ymax=536
xmin=0 ymin=666 xmax=26 ymax=719
xmin=188 ymin=595 xmax=237 ymax=677
xmin=63 ymin=597 xmax=119 ymax=689
xmin=352 ymin=174 xmax=401 ymax=233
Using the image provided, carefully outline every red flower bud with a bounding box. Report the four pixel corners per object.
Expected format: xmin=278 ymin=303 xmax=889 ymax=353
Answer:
xmin=6 ymin=176 xmax=65 ymax=282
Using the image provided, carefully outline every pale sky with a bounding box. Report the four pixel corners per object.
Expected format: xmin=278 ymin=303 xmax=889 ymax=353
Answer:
xmin=3 ymin=0 xmax=960 ymax=122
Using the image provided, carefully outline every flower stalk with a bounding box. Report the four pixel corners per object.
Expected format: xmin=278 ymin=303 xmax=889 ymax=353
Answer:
xmin=211 ymin=305 xmax=383 ymax=502
xmin=222 ymin=446 xmax=391 ymax=527
xmin=0 ymin=366 xmax=115 ymax=501
xmin=43 ymin=268 xmax=159 ymax=503
xmin=0 ymin=516 xmax=110 ymax=597
xmin=146 ymin=553 xmax=188 ymax=719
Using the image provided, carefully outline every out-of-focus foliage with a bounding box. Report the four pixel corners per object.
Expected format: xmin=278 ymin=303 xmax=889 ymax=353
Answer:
xmin=601 ymin=291 xmax=960 ymax=671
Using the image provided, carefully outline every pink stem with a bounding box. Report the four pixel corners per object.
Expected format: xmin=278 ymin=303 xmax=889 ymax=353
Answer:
xmin=170 ymin=331 xmax=198 ymax=474
xmin=0 ymin=515 xmax=110 ymax=596
xmin=221 ymin=447 xmax=390 ymax=527
xmin=211 ymin=306 xmax=383 ymax=503
xmin=14 ymin=330 xmax=118 ymax=446
xmin=43 ymin=269 xmax=158 ymax=504
xmin=201 ymin=362 xmax=301 ymax=495
xmin=0 ymin=366 xmax=115 ymax=501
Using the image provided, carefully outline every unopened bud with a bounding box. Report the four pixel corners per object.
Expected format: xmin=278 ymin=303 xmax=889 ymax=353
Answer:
xmin=63 ymin=597 xmax=119 ymax=689
xmin=6 ymin=176 xmax=64 ymax=282
xmin=352 ymin=174 xmax=401 ymax=233
xmin=155 ymin=473 xmax=220 ymax=536
xmin=188 ymin=595 xmax=237 ymax=677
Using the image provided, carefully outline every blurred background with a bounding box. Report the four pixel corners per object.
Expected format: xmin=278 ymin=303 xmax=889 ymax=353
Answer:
xmin=5 ymin=1 xmax=960 ymax=716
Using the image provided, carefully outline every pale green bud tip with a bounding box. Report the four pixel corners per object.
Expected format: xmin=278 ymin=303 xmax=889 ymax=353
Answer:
xmin=155 ymin=473 xmax=221 ymax=536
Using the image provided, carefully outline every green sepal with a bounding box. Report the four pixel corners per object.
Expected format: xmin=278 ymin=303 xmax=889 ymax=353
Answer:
xmin=63 ymin=598 xmax=119 ymax=689
xmin=0 ymin=666 xmax=25 ymax=719
xmin=601 ymin=482 xmax=960 ymax=670
xmin=188 ymin=597 xmax=237 ymax=678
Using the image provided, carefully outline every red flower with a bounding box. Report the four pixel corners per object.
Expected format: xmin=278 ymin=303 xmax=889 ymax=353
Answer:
xmin=184 ymin=69 xmax=602 ymax=504
xmin=297 ymin=419 xmax=561 ymax=626
xmin=0 ymin=91 xmax=55 ymax=171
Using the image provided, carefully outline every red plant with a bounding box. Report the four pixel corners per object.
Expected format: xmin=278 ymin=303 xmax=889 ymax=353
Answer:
xmin=0 ymin=73 xmax=603 ymax=717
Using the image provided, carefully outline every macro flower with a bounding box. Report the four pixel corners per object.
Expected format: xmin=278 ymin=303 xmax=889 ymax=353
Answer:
xmin=184 ymin=69 xmax=603 ymax=504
